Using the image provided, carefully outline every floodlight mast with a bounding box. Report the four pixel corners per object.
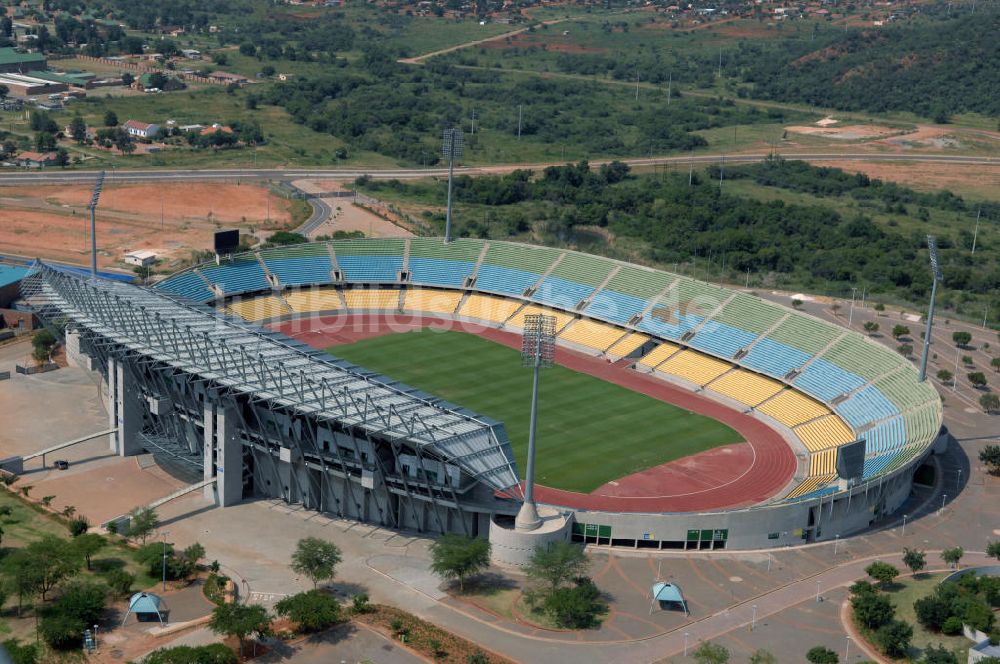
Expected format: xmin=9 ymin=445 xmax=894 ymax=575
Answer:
xmin=88 ymin=171 xmax=105 ymax=279
xmin=516 ymin=314 xmax=555 ymax=531
xmin=442 ymin=128 xmax=463 ymax=244
xmin=918 ymin=235 xmax=943 ymax=382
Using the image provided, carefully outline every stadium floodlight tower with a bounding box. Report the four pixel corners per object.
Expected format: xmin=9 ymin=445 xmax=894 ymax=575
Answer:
xmin=516 ymin=313 xmax=556 ymax=531
xmin=918 ymin=234 xmax=943 ymax=382
xmin=442 ymin=127 xmax=463 ymax=244
xmin=88 ymin=171 xmax=106 ymax=279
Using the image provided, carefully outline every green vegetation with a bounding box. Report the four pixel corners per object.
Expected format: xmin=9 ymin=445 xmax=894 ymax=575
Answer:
xmin=208 ymin=602 xmax=271 ymax=659
xmin=805 ymin=646 xmax=838 ymax=664
xmin=133 ymin=644 xmax=238 ymax=664
xmin=360 ymin=157 xmax=1000 ymax=323
xmin=523 ymin=541 xmax=604 ymax=629
xmin=692 ymin=642 xmax=730 ymax=664
xmin=328 ymin=329 xmax=742 ymax=493
xmin=289 ymin=536 xmax=341 ymax=589
xmin=274 ymin=590 xmax=342 ymax=633
xmin=984 ymin=445 xmax=1000 ymax=475
xmin=429 ymin=535 xmax=492 ymax=592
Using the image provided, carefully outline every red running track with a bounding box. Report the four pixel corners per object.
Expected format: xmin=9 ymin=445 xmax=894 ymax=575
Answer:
xmin=270 ymin=314 xmax=797 ymax=513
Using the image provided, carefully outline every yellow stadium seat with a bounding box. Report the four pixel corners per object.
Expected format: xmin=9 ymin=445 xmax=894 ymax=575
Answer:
xmin=506 ymin=305 xmax=573 ymax=332
xmin=809 ymin=448 xmax=838 ymax=476
xmin=784 ymin=474 xmax=837 ymax=499
xmin=708 ymin=369 xmax=784 ymax=407
xmin=224 ymin=295 xmax=290 ymax=321
xmin=636 ymin=341 xmax=681 ymax=369
xmin=757 ymin=390 xmax=831 ymax=427
xmin=606 ymin=332 xmax=650 ymax=358
xmin=284 ymin=287 xmax=344 ymax=314
xmin=457 ymin=294 xmax=523 ymax=324
xmin=343 ymin=289 xmax=401 ymax=311
xmin=403 ymin=289 xmax=463 ymax=315
xmin=794 ymin=415 xmax=855 ymax=453
xmin=659 ymin=350 xmax=732 ymax=386
xmin=558 ymin=319 xmax=627 ymax=353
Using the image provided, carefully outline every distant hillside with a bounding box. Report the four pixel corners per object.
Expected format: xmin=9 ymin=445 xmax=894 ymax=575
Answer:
xmin=736 ymin=6 xmax=1000 ymax=118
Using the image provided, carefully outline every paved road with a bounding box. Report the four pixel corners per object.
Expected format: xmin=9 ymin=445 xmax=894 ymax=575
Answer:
xmin=0 ymin=152 xmax=998 ymax=185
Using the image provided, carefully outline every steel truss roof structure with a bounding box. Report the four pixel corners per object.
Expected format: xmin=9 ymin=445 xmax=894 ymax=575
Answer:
xmin=22 ymin=263 xmax=521 ymax=494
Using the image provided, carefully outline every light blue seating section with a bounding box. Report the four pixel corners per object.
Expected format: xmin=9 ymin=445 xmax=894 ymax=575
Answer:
xmin=636 ymin=308 xmax=703 ymax=340
xmin=836 ymin=386 xmax=899 ymax=428
xmin=409 ymin=257 xmax=473 ymax=288
xmin=793 ymin=359 xmax=866 ymax=402
xmin=337 ymin=255 xmax=402 ymax=282
xmin=689 ymin=321 xmax=759 ymax=359
xmin=475 ymin=264 xmax=541 ymax=296
xmin=265 ymin=256 xmax=332 ymax=286
xmin=863 ymin=452 xmax=898 ymax=479
xmin=585 ymin=290 xmax=647 ymax=324
xmin=158 ymin=271 xmax=215 ymax=302
xmin=741 ymin=338 xmax=811 ymax=378
xmin=535 ymin=276 xmax=594 ymax=311
xmin=200 ymin=260 xmax=268 ymax=296
xmin=861 ymin=417 xmax=906 ymax=455
xmin=786 ymin=485 xmax=839 ymax=503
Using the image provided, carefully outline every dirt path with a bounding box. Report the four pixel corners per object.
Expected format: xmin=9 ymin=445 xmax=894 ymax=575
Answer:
xmin=398 ymin=16 xmax=575 ymax=64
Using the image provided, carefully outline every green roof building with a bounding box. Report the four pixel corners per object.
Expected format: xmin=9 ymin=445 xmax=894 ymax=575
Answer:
xmin=0 ymin=47 xmax=46 ymax=74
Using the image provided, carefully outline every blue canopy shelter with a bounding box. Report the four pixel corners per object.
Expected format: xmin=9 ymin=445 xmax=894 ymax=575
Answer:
xmin=122 ymin=592 xmax=168 ymax=626
xmin=650 ymin=582 xmax=689 ymax=615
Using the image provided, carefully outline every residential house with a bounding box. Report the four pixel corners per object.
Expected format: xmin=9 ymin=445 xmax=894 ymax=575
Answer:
xmin=123 ymin=120 xmax=160 ymax=140
xmin=208 ymin=71 xmax=250 ymax=86
xmin=15 ymin=151 xmax=58 ymax=168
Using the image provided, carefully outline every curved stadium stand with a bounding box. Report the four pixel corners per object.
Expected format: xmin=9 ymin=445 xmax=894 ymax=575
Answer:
xmin=157 ymin=238 xmax=942 ymax=505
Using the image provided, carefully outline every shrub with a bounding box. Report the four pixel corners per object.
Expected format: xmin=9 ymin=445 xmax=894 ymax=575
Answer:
xmin=941 ymin=616 xmax=964 ymax=635
xmin=274 ymin=590 xmax=341 ymax=633
xmin=873 ymin=619 xmax=912 ymax=657
xmin=806 ymin=646 xmax=838 ymax=664
xmin=67 ymin=517 xmax=89 ymax=537
xmin=542 ymin=578 xmax=605 ymax=629
xmin=140 ymin=644 xmax=238 ymax=664
xmin=352 ymin=592 xmax=371 ymax=614
xmin=1 ymin=639 xmax=39 ymax=664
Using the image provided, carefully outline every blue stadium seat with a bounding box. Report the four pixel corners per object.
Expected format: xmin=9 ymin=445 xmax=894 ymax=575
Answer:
xmin=265 ymin=256 xmax=333 ymax=286
xmin=793 ymin=359 xmax=866 ymax=402
xmin=408 ymin=257 xmax=473 ymax=288
xmin=688 ymin=321 xmax=759 ymax=359
xmin=836 ymin=386 xmax=899 ymax=428
xmin=200 ymin=260 xmax=268 ymax=296
xmin=585 ymin=290 xmax=647 ymax=324
xmin=863 ymin=452 xmax=899 ymax=479
xmin=741 ymin=338 xmax=811 ymax=378
xmin=861 ymin=417 xmax=907 ymax=455
xmin=534 ymin=276 xmax=594 ymax=310
xmin=474 ymin=264 xmax=541 ymax=296
xmin=337 ymin=256 xmax=402 ymax=282
xmin=157 ymin=271 xmax=215 ymax=303
xmin=636 ymin=308 xmax=703 ymax=341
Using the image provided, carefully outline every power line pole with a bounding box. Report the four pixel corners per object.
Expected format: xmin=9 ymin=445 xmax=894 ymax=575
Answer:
xmin=470 ymin=108 xmax=476 ymax=135
xmin=972 ymin=207 xmax=981 ymax=254
xmin=441 ymin=128 xmax=464 ymax=244
xmin=666 ymin=71 xmax=672 ymax=105
xmin=517 ymin=104 xmax=522 ymax=140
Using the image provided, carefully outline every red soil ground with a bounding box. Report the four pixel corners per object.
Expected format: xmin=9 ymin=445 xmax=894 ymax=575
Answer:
xmin=269 ymin=314 xmax=797 ymax=513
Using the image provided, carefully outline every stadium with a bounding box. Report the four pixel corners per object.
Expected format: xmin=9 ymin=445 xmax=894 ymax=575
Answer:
xmin=22 ymin=237 xmax=944 ymax=555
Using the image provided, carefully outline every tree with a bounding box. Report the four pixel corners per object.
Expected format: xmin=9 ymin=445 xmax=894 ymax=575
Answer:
xmin=922 ymin=644 xmax=958 ymax=664
xmin=981 ymin=393 xmax=1000 ymax=413
xmin=208 ymin=603 xmax=270 ymax=657
xmin=981 ymin=445 xmax=1000 ymax=474
xmin=851 ymin=591 xmax=894 ymax=629
xmin=873 ymin=619 xmax=912 ymax=658
xmin=39 ymin=581 xmax=107 ymax=649
xmin=429 ymin=534 xmax=491 ymax=591
xmin=914 ymin=594 xmax=951 ymax=631
xmin=874 ymin=302 xmax=885 ymax=315
xmin=749 ymin=649 xmax=777 ymax=664
xmin=968 ymin=372 xmax=988 ymax=388
xmin=103 ymin=569 xmax=134 ymax=599
xmin=104 ymin=110 xmax=118 ymax=127
xmin=525 ymin=541 xmax=589 ymax=593
xmin=55 ymin=148 xmax=68 ymax=168
xmin=986 ymin=540 xmax=1000 ymax=561
xmin=69 ymin=115 xmax=86 ymax=143
xmin=139 ymin=644 xmax=238 ymax=664
xmin=941 ymin=547 xmax=963 ymax=569
xmin=902 ymin=548 xmax=926 ymax=576
xmin=991 ymin=357 xmax=1000 ymax=373
xmin=692 ymin=642 xmax=730 ymax=664
xmin=937 ymin=369 xmax=953 ymax=384
xmin=892 ymin=324 xmax=910 ymax=340
xmin=952 ymin=331 xmax=972 ymax=347
xmin=274 ymin=590 xmax=341 ymax=632
xmin=5 ymin=536 xmax=81 ymax=601
xmin=806 ymin=646 xmax=838 ymax=664
xmin=865 ymin=561 xmax=899 ymax=588
xmin=34 ymin=131 xmax=56 ymax=152
xmin=542 ymin=577 xmax=605 ymax=628
xmin=67 ymin=517 xmax=89 ymax=537
xmin=121 ymin=72 xmax=134 ymax=86
xmin=72 ymin=533 xmax=104 ymax=570
xmin=863 ymin=321 xmax=879 ymax=335
xmin=0 ymin=84 xmax=8 ymax=100
xmin=290 ymin=537 xmax=341 ymax=589
xmin=31 ymin=329 xmax=56 ymax=363
xmin=127 ymin=507 xmax=158 ymax=543
xmin=897 ymin=344 xmax=913 ymax=357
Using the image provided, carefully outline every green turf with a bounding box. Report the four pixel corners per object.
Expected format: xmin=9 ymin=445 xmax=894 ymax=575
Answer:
xmin=327 ymin=329 xmax=742 ymax=493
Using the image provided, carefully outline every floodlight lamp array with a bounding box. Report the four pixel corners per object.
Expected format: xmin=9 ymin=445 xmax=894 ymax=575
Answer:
xmin=521 ymin=314 xmax=556 ymax=368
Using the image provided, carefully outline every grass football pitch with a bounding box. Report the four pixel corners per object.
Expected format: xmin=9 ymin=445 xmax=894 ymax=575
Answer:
xmin=328 ymin=330 xmax=742 ymax=493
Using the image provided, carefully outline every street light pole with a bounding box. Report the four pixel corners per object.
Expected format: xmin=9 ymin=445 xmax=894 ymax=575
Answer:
xmin=901 ymin=513 xmax=907 ymax=537
xmin=161 ymin=532 xmax=170 ymax=591
xmin=441 ymin=128 xmax=464 ymax=244
xmin=918 ymin=235 xmax=943 ymax=382
xmin=849 ymin=287 xmax=857 ymax=327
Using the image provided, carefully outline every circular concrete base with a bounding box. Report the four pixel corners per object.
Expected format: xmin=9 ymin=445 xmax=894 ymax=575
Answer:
xmin=489 ymin=506 xmax=572 ymax=567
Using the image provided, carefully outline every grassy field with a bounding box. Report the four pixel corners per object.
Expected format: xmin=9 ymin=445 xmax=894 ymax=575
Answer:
xmin=326 ymin=329 xmax=741 ymax=493
xmin=883 ymin=572 xmax=970 ymax=661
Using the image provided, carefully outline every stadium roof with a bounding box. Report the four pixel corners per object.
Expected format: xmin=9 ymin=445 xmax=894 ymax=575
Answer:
xmin=22 ymin=263 xmax=521 ymax=494
xmin=0 ymin=264 xmax=29 ymax=289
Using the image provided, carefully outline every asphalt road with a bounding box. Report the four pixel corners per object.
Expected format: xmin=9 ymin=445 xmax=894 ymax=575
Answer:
xmin=0 ymin=152 xmax=997 ymax=185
